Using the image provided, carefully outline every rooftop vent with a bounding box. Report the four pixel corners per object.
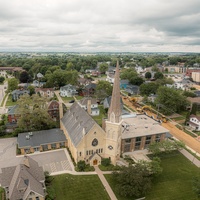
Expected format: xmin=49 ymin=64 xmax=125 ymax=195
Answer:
xmin=26 ymin=135 xmax=30 ymax=140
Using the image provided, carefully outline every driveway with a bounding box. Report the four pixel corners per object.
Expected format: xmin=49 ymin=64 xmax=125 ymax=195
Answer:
xmin=0 ymin=138 xmax=74 ymax=175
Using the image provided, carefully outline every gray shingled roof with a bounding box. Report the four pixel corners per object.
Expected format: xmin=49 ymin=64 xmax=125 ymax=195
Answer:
xmin=0 ymin=156 xmax=45 ymax=200
xmin=17 ymin=128 xmax=66 ymax=148
xmin=79 ymin=97 xmax=97 ymax=106
xmin=61 ymin=102 xmax=96 ymax=147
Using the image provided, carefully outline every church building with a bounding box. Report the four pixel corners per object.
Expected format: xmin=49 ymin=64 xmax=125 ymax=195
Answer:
xmin=60 ymin=61 xmax=169 ymax=166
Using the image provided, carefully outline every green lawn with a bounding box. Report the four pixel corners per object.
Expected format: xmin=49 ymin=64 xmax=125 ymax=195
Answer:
xmin=92 ymin=105 xmax=107 ymax=126
xmin=61 ymin=95 xmax=83 ymax=102
xmin=49 ymin=174 xmax=110 ymax=200
xmin=105 ymin=151 xmax=200 ymax=200
xmin=5 ymin=94 xmax=17 ymax=107
xmin=0 ymin=188 xmax=4 ymax=200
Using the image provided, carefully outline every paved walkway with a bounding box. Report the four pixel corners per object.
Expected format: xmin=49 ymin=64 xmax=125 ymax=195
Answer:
xmin=94 ymin=166 xmax=117 ymax=200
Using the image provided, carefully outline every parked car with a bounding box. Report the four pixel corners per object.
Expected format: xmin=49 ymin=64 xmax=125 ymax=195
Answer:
xmin=69 ymin=100 xmax=75 ymax=103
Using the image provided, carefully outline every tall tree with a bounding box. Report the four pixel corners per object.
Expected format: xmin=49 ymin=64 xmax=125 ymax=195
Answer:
xmin=16 ymin=94 xmax=56 ymax=131
xmin=8 ymin=78 xmax=19 ymax=92
xmin=155 ymin=86 xmax=188 ymax=114
xmin=19 ymin=71 xmax=29 ymax=83
xmin=99 ymin=63 xmax=108 ymax=74
xmin=95 ymin=80 xmax=112 ymax=100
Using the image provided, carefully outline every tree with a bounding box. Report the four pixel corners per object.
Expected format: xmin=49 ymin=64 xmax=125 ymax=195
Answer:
xmin=101 ymin=158 xmax=111 ymax=166
xmin=77 ymin=160 xmax=86 ymax=171
xmin=27 ymin=85 xmax=35 ymax=96
xmin=8 ymin=78 xmax=19 ymax=92
xmin=95 ymin=80 xmax=112 ymax=100
xmin=182 ymin=91 xmax=196 ymax=98
xmin=130 ymin=76 xmax=144 ymax=86
xmin=145 ymin=72 xmax=152 ymax=79
xmin=19 ymin=71 xmax=29 ymax=83
xmin=16 ymin=94 xmax=56 ymax=131
xmin=120 ymin=68 xmax=137 ymax=81
xmin=193 ymin=176 xmax=200 ymax=197
xmin=190 ymin=103 xmax=198 ymax=115
xmin=154 ymin=72 xmax=164 ymax=80
xmin=155 ymin=86 xmax=188 ymax=114
xmin=99 ymin=63 xmax=108 ymax=74
xmin=66 ymin=62 xmax=74 ymax=71
xmin=0 ymin=76 xmax=5 ymax=83
xmin=112 ymin=163 xmax=153 ymax=198
xmin=139 ymin=82 xmax=159 ymax=96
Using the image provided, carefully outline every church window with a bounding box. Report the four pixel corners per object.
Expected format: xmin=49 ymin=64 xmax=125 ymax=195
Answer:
xmin=79 ymin=152 xmax=82 ymax=156
xmin=86 ymin=151 xmax=88 ymax=155
xmin=101 ymin=148 xmax=103 ymax=153
xmin=92 ymin=138 xmax=98 ymax=146
xmin=125 ymin=139 xmax=131 ymax=143
xmin=96 ymin=149 xmax=98 ymax=153
xmin=94 ymin=131 xmax=96 ymax=134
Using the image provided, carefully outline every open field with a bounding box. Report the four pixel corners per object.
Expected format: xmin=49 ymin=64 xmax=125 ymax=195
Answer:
xmin=105 ymin=151 xmax=200 ymax=200
xmin=49 ymin=174 xmax=110 ymax=200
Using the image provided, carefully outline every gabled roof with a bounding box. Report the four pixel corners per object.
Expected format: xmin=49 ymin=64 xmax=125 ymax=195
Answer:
xmin=61 ymin=102 xmax=97 ymax=147
xmin=36 ymin=73 xmax=44 ymax=78
xmin=0 ymin=156 xmax=45 ymax=200
xmin=79 ymin=97 xmax=97 ymax=106
xmin=84 ymin=83 xmax=96 ymax=90
xmin=190 ymin=114 xmax=200 ymax=121
xmin=12 ymin=89 xmax=30 ymax=95
xmin=7 ymin=105 xmax=19 ymax=115
xmin=60 ymin=84 xmax=76 ymax=91
xmin=35 ymin=88 xmax=54 ymax=92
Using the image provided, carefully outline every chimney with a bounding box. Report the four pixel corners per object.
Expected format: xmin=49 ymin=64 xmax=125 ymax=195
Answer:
xmin=87 ymin=99 xmax=92 ymax=115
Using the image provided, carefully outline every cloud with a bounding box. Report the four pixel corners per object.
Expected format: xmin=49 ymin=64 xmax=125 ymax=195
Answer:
xmin=0 ymin=0 xmax=200 ymax=52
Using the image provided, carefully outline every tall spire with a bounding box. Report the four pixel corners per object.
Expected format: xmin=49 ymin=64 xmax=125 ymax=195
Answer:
xmin=108 ymin=60 xmax=121 ymax=123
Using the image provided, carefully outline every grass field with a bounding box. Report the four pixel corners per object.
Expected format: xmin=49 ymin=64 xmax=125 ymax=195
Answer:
xmin=0 ymin=188 xmax=4 ymax=200
xmin=5 ymin=94 xmax=17 ymax=107
xmin=105 ymin=151 xmax=200 ymax=200
xmin=92 ymin=105 xmax=106 ymax=126
xmin=49 ymin=174 xmax=110 ymax=200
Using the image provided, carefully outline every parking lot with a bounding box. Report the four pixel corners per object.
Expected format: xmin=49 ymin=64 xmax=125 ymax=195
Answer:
xmin=0 ymin=138 xmax=74 ymax=175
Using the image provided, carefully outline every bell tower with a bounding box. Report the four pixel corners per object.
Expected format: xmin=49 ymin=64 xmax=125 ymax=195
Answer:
xmin=105 ymin=60 xmax=122 ymax=165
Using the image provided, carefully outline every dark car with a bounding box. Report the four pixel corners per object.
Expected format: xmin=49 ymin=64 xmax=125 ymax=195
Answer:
xmin=69 ymin=100 xmax=75 ymax=103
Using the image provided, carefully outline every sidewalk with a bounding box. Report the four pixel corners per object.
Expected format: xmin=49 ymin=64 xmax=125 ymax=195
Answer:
xmin=94 ymin=166 xmax=117 ymax=200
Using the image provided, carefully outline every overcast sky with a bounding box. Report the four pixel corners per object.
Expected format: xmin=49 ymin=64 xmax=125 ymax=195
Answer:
xmin=0 ymin=0 xmax=200 ymax=52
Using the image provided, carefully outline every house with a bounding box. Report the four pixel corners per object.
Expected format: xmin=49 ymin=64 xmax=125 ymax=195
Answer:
xmin=48 ymin=100 xmax=60 ymax=121
xmin=187 ymin=97 xmax=200 ymax=111
xmin=125 ymin=84 xmax=140 ymax=95
xmin=35 ymin=88 xmax=54 ymax=98
xmin=186 ymin=68 xmax=200 ymax=77
xmin=32 ymin=80 xmax=46 ymax=88
xmin=12 ymin=89 xmax=30 ymax=101
xmin=79 ymin=97 xmax=99 ymax=116
xmin=60 ymin=84 xmax=77 ymax=97
xmin=106 ymin=73 xmax=115 ymax=84
xmin=36 ymin=73 xmax=44 ymax=79
xmin=187 ymin=115 xmax=200 ymax=131
xmin=173 ymin=79 xmax=193 ymax=90
xmin=0 ymin=156 xmax=45 ymax=200
xmin=194 ymin=90 xmax=200 ymax=97
xmin=0 ymin=67 xmax=23 ymax=73
xmin=82 ymin=83 xmax=96 ymax=96
xmin=17 ymin=129 xmax=67 ymax=154
xmin=59 ymin=61 xmax=170 ymax=166
xmin=78 ymin=78 xmax=92 ymax=86
xmin=7 ymin=105 xmax=19 ymax=124
xmin=120 ymin=79 xmax=129 ymax=89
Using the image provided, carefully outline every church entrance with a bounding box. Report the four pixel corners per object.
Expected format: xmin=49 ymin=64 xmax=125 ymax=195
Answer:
xmin=93 ymin=159 xmax=98 ymax=165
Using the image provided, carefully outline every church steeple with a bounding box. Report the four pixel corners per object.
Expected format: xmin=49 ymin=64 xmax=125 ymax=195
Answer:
xmin=108 ymin=60 xmax=121 ymax=123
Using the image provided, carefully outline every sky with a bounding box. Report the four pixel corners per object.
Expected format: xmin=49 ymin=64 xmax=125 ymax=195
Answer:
xmin=0 ymin=0 xmax=200 ymax=52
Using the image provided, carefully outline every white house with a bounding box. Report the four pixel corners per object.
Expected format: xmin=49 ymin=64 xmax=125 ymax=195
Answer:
xmin=78 ymin=97 xmax=99 ymax=116
xmin=60 ymin=84 xmax=77 ymax=97
xmin=173 ymin=79 xmax=193 ymax=90
xmin=188 ymin=115 xmax=200 ymax=131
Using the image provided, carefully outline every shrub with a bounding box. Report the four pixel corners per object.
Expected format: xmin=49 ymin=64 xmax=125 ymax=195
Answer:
xmin=101 ymin=158 xmax=111 ymax=167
